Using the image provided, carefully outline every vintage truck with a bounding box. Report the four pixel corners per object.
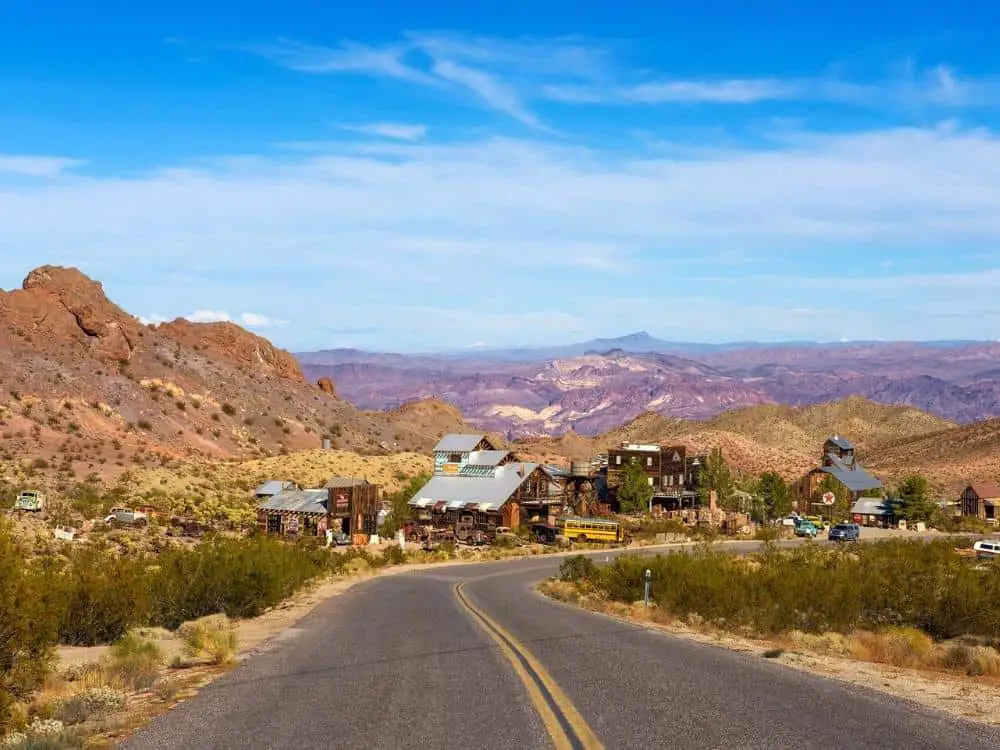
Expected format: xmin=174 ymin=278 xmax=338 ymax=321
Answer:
xmin=14 ymin=490 xmax=45 ymax=512
xmin=104 ymin=507 xmax=149 ymax=527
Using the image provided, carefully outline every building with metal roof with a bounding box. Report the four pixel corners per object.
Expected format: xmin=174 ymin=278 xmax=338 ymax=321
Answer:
xmin=851 ymin=497 xmax=894 ymax=528
xmin=432 ymin=433 xmax=497 ymax=454
xmin=257 ymin=488 xmax=329 ymax=515
xmin=794 ymin=435 xmax=884 ymax=513
xmin=254 ymin=480 xmax=298 ymax=498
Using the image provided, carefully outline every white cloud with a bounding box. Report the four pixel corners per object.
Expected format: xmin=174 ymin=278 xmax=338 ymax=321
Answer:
xmin=8 ymin=123 xmax=1000 ymax=346
xmin=252 ymin=39 xmax=438 ymax=85
xmin=0 ymin=155 xmax=86 ymax=177
xmin=337 ymin=122 xmax=428 ymax=141
xmin=432 ymin=60 xmax=541 ymax=128
xmin=545 ymin=78 xmax=799 ymax=105
xmin=240 ymin=312 xmax=285 ymax=327
xmin=187 ymin=309 xmax=232 ymax=323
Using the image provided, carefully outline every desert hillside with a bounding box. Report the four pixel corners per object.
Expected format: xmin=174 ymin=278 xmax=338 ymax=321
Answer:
xmin=0 ymin=265 xmax=470 ymax=490
xmin=515 ymin=396 xmax=958 ymax=482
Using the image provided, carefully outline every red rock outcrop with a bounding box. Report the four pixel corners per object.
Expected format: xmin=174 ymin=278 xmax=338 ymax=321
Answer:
xmin=0 ymin=265 xmax=141 ymax=362
xmin=316 ymin=376 xmax=336 ymax=395
xmin=158 ymin=319 xmax=305 ymax=383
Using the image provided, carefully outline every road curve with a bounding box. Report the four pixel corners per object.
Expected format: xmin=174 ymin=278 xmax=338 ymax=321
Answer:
xmin=124 ymin=544 xmax=1000 ymax=749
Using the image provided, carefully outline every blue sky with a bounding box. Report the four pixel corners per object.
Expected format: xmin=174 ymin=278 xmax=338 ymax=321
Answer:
xmin=3 ymin=1 xmax=1000 ymax=352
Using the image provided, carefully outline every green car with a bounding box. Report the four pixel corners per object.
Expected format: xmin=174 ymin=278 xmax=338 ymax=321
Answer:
xmin=794 ymin=520 xmax=819 ymax=538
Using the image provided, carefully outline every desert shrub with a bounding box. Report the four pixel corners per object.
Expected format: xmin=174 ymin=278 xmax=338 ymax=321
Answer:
xmin=220 ymin=403 xmax=236 ymax=416
xmin=52 ymin=687 xmax=127 ymax=725
xmin=148 ymin=536 xmax=328 ymax=628
xmin=0 ymin=523 xmax=61 ymax=736
xmin=559 ymin=555 xmax=598 ymax=583
xmin=54 ymin=546 xmax=150 ymax=646
xmin=106 ymin=633 xmax=162 ymax=690
xmin=382 ymin=545 xmax=407 ymax=566
xmin=1 ymin=718 xmax=82 ymax=749
xmin=177 ymin=615 xmax=238 ymax=666
xmin=573 ymin=540 xmax=1000 ymax=639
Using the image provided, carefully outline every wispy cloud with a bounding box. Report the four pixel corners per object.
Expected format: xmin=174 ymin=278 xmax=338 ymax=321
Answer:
xmin=8 ymin=123 xmax=1000 ymax=346
xmin=545 ymin=78 xmax=799 ymax=105
xmin=0 ymin=155 xmax=86 ymax=177
xmin=252 ymin=38 xmax=438 ymax=85
xmin=141 ymin=310 xmax=285 ymax=328
xmin=431 ymin=60 xmax=541 ymax=128
xmin=337 ymin=122 xmax=428 ymax=140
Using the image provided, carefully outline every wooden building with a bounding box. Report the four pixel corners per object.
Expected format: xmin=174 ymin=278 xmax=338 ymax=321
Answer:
xmin=960 ymin=482 xmax=1000 ymax=523
xmin=606 ymin=442 xmax=705 ymax=509
xmin=256 ymin=476 xmax=381 ymax=539
xmin=409 ymin=433 xmax=566 ymax=533
xmin=793 ymin=435 xmax=883 ymax=512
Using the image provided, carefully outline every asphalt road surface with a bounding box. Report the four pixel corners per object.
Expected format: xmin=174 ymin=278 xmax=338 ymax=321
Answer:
xmin=124 ymin=543 xmax=1000 ymax=750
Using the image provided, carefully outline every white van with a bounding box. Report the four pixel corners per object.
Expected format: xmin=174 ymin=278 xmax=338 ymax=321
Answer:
xmin=973 ymin=540 xmax=1000 ymax=559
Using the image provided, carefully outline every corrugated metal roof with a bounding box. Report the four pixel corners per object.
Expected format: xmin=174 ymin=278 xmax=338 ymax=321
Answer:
xmin=408 ymin=462 xmax=540 ymax=511
xmin=324 ymin=477 xmax=371 ymax=489
xmin=257 ymin=489 xmax=329 ymax=515
xmin=466 ymin=450 xmax=510 ymax=467
xmin=852 ymin=498 xmax=890 ymax=516
xmin=821 ymin=458 xmax=883 ymax=492
xmin=254 ymin=480 xmax=294 ymax=496
xmin=826 ymin=435 xmax=855 ymax=451
xmin=433 ymin=434 xmax=488 ymax=453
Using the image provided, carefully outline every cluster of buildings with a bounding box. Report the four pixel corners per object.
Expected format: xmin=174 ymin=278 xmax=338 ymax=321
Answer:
xmin=252 ymin=430 xmax=1000 ymax=542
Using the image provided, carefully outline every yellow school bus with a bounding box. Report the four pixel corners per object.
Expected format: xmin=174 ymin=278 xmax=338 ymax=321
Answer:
xmin=555 ymin=515 xmax=625 ymax=544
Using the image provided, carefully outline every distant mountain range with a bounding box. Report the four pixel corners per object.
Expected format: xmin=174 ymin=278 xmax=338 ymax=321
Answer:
xmin=297 ymin=333 xmax=1000 ymax=437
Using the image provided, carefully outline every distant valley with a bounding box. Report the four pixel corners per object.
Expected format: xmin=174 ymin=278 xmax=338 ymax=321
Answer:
xmin=298 ymin=332 xmax=1000 ymax=437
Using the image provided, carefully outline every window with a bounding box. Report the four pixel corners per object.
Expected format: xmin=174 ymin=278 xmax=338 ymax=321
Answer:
xmin=667 ymin=475 xmax=673 ymax=486
xmin=646 ymin=456 xmax=652 ymax=467
xmin=648 ymin=477 xmax=653 ymax=486
xmin=448 ymin=453 xmax=462 ymax=463
xmin=615 ymin=455 xmax=621 ymax=465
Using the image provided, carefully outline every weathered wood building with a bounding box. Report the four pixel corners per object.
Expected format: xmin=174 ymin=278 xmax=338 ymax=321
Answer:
xmin=960 ymin=482 xmax=1000 ymax=523
xmin=408 ymin=433 xmax=566 ymax=532
xmin=256 ymin=476 xmax=381 ymax=539
xmin=606 ymin=443 xmax=705 ymax=509
xmin=793 ymin=435 xmax=883 ymax=512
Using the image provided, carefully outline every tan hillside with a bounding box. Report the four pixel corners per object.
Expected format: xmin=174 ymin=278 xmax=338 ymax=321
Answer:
xmin=515 ymin=396 xmax=956 ymax=480
xmin=867 ymin=418 xmax=1000 ymax=490
xmin=0 ymin=265 xmax=471 ymax=489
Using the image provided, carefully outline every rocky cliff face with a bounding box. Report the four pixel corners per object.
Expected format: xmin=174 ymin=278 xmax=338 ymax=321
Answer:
xmin=0 ymin=266 xmax=469 ymax=481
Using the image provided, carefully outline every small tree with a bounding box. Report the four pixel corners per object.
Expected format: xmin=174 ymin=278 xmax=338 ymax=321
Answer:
xmin=758 ymin=471 xmax=793 ymax=519
xmin=889 ymin=474 xmax=937 ymax=524
xmin=698 ymin=447 xmax=734 ymax=509
xmin=617 ymin=458 xmax=653 ymax=514
xmin=379 ymin=473 xmax=431 ymax=536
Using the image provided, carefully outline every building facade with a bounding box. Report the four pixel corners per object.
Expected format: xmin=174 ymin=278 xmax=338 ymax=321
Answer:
xmin=794 ymin=435 xmax=883 ymax=512
xmin=960 ymin=482 xmax=1000 ymax=523
xmin=606 ymin=442 xmax=706 ymax=508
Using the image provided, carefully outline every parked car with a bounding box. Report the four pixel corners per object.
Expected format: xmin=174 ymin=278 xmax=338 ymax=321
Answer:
xmin=828 ymin=523 xmax=860 ymax=542
xmin=794 ymin=520 xmax=819 ymax=538
xmin=104 ymin=507 xmax=148 ymax=527
xmin=804 ymin=515 xmax=827 ymax=530
xmin=14 ymin=490 xmax=45 ymax=512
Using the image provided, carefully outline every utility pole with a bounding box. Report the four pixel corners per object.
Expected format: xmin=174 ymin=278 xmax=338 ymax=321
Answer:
xmin=643 ymin=568 xmax=652 ymax=607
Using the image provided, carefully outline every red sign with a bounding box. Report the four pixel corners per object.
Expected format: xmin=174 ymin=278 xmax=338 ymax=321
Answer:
xmin=821 ymin=492 xmax=836 ymax=506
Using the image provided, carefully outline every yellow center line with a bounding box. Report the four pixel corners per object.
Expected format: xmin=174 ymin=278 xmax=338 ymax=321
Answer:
xmin=455 ymin=581 xmax=605 ymax=750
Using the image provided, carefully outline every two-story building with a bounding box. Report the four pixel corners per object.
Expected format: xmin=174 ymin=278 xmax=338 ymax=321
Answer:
xmin=794 ymin=435 xmax=883 ymax=512
xmin=606 ymin=442 xmax=706 ymax=510
xmin=408 ymin=433 xmax=565 ymax=530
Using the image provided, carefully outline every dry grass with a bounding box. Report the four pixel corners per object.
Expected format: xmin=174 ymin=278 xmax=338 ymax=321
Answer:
xmin=177 ymin=615 xmax=238 ymax=666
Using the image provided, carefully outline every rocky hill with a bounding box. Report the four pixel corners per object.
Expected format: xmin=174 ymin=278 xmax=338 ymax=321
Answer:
xmin=0 ymin=266 xmax=471 ymax=489
xmin=301 ymin=338 xmax=1000 ymax=436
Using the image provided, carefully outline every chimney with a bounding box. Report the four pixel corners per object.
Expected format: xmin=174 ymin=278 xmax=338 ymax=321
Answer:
xmin=709 ymin=489 xmax=718 ymax=513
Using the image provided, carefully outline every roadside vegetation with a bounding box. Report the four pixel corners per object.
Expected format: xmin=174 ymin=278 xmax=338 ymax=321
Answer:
xmin=0 ymin=518 xmax=412 ymax=739
xmin=546 ymin=539 xmax=1000 ymax=679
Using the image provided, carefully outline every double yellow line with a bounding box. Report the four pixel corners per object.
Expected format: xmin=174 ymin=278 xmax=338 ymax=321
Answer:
xmin=454 ymin=581 xmax=604 ymax=750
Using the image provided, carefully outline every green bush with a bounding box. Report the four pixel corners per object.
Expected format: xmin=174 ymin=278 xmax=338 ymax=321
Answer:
xmin=0 ymin=523 xmax=61 ymax=736
xmin=576 ymin=540 xmax=1000 ymax=639
xmin=559 ymin=555 xmax=598 ymax=583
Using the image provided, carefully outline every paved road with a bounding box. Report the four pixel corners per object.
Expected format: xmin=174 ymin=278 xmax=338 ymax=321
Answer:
xmin=124 ymin=543 xmax=1000 ymax=749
